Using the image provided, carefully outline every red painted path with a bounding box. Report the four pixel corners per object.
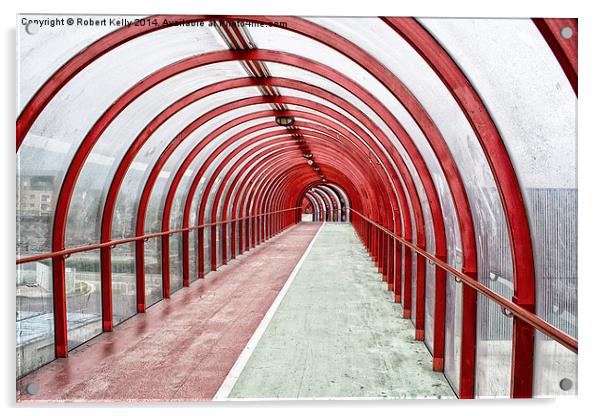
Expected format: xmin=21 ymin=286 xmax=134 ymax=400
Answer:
xmin=17 ymin=223 xmax=321 ymax=403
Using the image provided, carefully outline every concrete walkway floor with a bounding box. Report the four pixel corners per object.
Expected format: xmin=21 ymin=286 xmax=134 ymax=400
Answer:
xmin=16 ymin=223 xmax=321 ymax=402
xmin=227 ymin=223 xmax=455 ymax=400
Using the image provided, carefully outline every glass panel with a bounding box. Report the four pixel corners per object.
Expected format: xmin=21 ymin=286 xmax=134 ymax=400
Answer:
xmin=109 ymin=65 xmax=250 ymax=240
xmin=223 ymin=210 xmax=238 ymax=262
xmin=316 ymin=188 xmax=333 ymax=221
xmin=420 ymin=18 xmax=578 ymax=396
xmin=67 ymin=62 xmax=250 ymax=247
xmin=191 ymin=140 xmax=292 ymax=265
xmin=411 ymin=251 xmax=417 ymax=323
xmin=16 ymin=166 xmax=56 ymax=256
xmin=222 ymin=222 xmax=229 ymax=266
xmin=419 ymin=16 xmax=577 ymax=329
xmin=143 ymin=105 xmax=271 ymax=235
xmin=475 ymin=292 xmax=512 ymax=398
xmin=306 ymin=17 xmax=511 ymax=290
xmin=527 ymin=189 xmax=577 ymax=338
xmin=234 ymin=222 xmax=240 ymax=255
xmin=188 ymin=230 xmax=199 ymax=284
xmin=265 ymin=60 xmax=424 ymax=188
xmin=65 ymin=250 xmax=102 ymax=351
xmin=169 ymin=234 xmax=183 ymax=294
xmin=170 ymin=137 xmax=250 ymax=233
xmin=18 ymin=19 xmax=230 ymax=253
xmin=533 ymin=330 xmax=577 ymax=397
xmin=277 ymin=85 xmax=408 ymax=167
xmin=281 ymin=96 xmax=423 ymax=246
xmin=444 ymin=273 xmax=462 ymax=394
xmin=62 ymin=83 xmax=260 ymax=246
xmin=182 ymin=133 xmax=286 ymax=269
xmin=259 ymin=41 xmax=441 ymax=249
xmin=424 ymin=203 xmax=435 ymax=354
xmin=16 ymin=261 xmax=55 ymax=378
xmin=215 ymin=223 xmax=222 ymax=267
xmin=241 ymin=219 xmax=248 ymax=253
xmin=111 ymin=242 xmax=137 ymax=326
xmin=203 ymin=226 xmax=211 ymax=275
xmin=17 ymin=14 xmax=129 ymax=112
xmin=144 ymin=237 xmax=162 ymax=307
xmin=329 ymin=184 xmax=350 ymax=223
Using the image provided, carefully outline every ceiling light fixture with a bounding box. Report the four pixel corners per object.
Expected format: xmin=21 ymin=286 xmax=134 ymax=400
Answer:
xmin=275 ymin=115 xmax=295 ymax=126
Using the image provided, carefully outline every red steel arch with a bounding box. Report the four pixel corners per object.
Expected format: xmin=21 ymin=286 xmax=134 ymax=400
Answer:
xmin=208 ymin=129 xmax=374 ymax=265
xmin=27 ymin=48 xmax=448 ymax=364
xmin=199 ymin=130 xmax=390 ymax=258
xmin=23 ymin=47 xmax=473 ymax=389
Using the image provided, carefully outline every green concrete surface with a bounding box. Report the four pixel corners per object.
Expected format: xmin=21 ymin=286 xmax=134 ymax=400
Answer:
xmin=229 ymin=223 xmax=455 ymax=400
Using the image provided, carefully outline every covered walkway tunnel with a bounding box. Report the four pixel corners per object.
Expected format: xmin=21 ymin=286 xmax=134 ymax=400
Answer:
xmin=15 ymin=15 xmax=578 ymax=400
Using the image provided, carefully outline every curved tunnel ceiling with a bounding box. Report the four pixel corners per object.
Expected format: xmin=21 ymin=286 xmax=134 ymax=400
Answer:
xmin=16 ymin=15 xmax=577 ymax=398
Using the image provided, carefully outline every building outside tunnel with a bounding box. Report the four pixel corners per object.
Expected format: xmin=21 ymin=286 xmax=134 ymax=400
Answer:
xmin=15 ymin=14 xmax=577 ymax=402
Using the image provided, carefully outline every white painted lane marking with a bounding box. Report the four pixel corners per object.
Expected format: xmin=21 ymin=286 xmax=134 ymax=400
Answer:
xmin=213 ymin=222 xmax=326 ymax=401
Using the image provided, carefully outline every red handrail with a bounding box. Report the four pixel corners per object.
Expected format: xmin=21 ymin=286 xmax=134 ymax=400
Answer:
xmin=16 ymin=207 xmax=301 ymax=265
xmin=350 ymin=208 xmax=578 ymax=354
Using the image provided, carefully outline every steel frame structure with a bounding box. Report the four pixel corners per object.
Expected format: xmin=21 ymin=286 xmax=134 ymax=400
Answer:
xmin=15 ymin=15 xmax=578 ymax=399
